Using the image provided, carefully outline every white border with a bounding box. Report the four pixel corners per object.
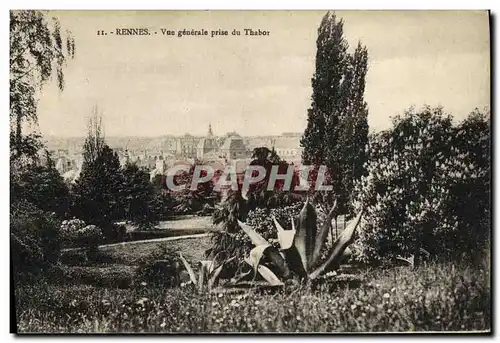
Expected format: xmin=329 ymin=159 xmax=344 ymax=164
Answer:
xmin=3 ymin=1 xmax=497 ymax=342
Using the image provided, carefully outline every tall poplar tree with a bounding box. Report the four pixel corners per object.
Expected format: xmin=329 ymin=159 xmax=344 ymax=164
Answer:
xmin=301 ymin=12 xmax=369 ymax=214
xmin=337 ymin=42 xmax=369 ymax=214
xmin=301 ymin=12 xmax=348 ymax=167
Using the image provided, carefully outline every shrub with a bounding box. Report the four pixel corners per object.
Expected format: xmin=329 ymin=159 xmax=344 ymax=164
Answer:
xmin=352 ymin=106 xmax=490 ymax=264
xmin=435 ymin=109 xmax=490 ymax=261
xmin=100 ymin=222 xmax=127 ymax=242
xmin=11 ymin=200 xmax=62 ymax=279
xmin=60 ymin=219 xmax=103 ymax=251
xmin=13 ymin=164 xmax=70 ymax=218
xmin=134 ymin=245 xmax=183 ymax=288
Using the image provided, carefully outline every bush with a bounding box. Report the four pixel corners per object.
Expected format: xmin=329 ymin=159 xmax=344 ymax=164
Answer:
xmin=436 ymin=109 xmax=490 ymax=260
xmin=60 ymin=219 xmax=103 ymax=252
xmin=352 ymin=106 xmax=490 ymax=264
xmin=100 ymin=222 xmax=126 ymax=242
xmin=11 ymin=200 xmax=62 ymax=279
xmin=13 ymin=164 xmax=70 ymax=218
xmin=134 ymin=245 xmax=183 ymax=288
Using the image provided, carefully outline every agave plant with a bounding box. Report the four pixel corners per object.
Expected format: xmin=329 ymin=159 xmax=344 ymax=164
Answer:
xmin=237 ymin=198 xmax=364 ymax=285
xmin=178 ymin=253 xmax=236 ymax=291
xmin=179 ymin=198 xmax=364 ymax=290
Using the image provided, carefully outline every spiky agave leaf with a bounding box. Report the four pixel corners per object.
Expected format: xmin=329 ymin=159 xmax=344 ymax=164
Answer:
xmin=272 ymin=216 xmax=295 ymax=250
xmin=396 ymin=254 xmax=415 ymax=268
xmin=309 ymin=208 xmax=364 ymax=280
xmin=179 ymin=253 xmax=197 ymax=285
xmin=199 ymin=260 xmax=216 ymax=273
xmin=237 ymin=220 xmax=290 ymax=278
xmin=294 ymin=198 xmax=318 ymax=272
xmin=247 ymin=244 xmax=289 ymax=279
xmin=198 ymin=259 xmax=225 ymax=291
xmin=311 ymin=199 xmax=337 ymax=265
xmin=248 ymin=245 xmax=271 ymax=277
xmin=244 ymin=256 xmax=283 ymax=286
xmin=237 ymin=219 xmax=268 ymax=246
xmin=271 ymin=215 xmax=306 ymax=278
xmin=229 ymin=269 xmax=253 ymax=285
xmin=208 ymin=256 xmax=236 ymax=289
xmin=256 ymin=265 xmax=284 ymax=286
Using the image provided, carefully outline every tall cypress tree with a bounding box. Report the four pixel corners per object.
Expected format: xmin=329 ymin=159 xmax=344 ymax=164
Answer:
xmin=338 ymin=42 xmax=369 ymax=214
xmin=301 ymin=12 xmax=369 ymax=214
xmin=301 ymin=12 xmax=348 ymax=166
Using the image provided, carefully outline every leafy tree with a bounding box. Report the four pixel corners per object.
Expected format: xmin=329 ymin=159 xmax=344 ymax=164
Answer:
xmin=82 ymin=105 xmax=105 ymax=169
xmin=251 ymin=146 xmax=281 ymax=164
xmin=301 ymin=12 xmax=369 ymax=214
xmin=10 ymin=10 xmax=75 ymax=280
xmin=338 ymin=43 xmax=369 ymax=214
xmin=353 ymin=106 xmax=490 ymax=265
xmin=72 ymin=110 xmax=126 ymax=228
xmin=121 ymin=163 xmax=158 ymax=226
xmin=10 ymin=10 xmax=75 ymax=163
xmin=14 ymin=159 xmax=70 ymax=218
xmin=72 ymin=144 xmax=124 ymax=227
xmin=150 ymin=174 xmax=174 ymax=220
xmin=440 ymin=108 xmax=491 ymax=260
xmin=301 ymin=12 xmax=348 ymax=167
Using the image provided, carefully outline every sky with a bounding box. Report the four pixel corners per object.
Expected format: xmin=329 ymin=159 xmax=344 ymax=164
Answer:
xmin=35 ymin=10 xmax=490 ymax=137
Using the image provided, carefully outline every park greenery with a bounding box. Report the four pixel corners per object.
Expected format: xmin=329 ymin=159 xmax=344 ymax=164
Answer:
xmin=11 ymin=11 xmax=490 ymax=333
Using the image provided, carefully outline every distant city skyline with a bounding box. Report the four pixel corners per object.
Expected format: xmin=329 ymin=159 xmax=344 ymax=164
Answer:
xmin=36 ymin=10 xmax=490 ymax=138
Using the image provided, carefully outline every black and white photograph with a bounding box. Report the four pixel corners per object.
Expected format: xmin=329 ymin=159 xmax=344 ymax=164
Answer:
xmin=10 ymin=9 xmax=491 ymax=334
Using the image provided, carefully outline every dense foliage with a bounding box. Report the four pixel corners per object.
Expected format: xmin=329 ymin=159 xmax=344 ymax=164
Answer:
xmin=12 ymin=161 xmax=70 ymax=218
xmin=122 ymin=164 xmax=160 ymax=226
xmin=134 ymin=245 xmax=183 ymax=288
xmin=11 ymin=200 xmax=62 ymax=279
xmin=10 ymin=10 xmax=75 ymax=279
xmin=59 ymin=219 xmax=103 ymax=252
xmin=72 ymin=145 xmax=124 ymax=227
xmin=353 ymin=107 xmax=490 ymax=264
xmin=169 ymin=161 xmax=218 ymax=214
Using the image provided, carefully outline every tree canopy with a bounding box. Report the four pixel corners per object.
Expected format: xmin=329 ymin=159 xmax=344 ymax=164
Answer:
xmin=10 ymin=10 xmax=75 ymax=163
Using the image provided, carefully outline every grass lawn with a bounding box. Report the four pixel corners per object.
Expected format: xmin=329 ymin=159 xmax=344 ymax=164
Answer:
xmin=156 ymin=215 xmax=214 ymax=231
xmin=15 ymin=234 xmax=491 ymax=333
xmin=99 ymin=235 xmax=213 ymax=265
xmin=15 ymin=263 xmax=490 ymax=333
xmin=60 ymin=235 xmax=212 ymax=266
